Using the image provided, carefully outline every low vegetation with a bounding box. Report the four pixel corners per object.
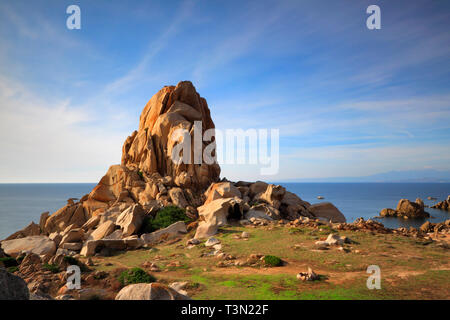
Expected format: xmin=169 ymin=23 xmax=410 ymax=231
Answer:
xmin=141 ymin=206 xmax=191 ymax=233
xmin=118 ymin=267 xmax=156 ymax=286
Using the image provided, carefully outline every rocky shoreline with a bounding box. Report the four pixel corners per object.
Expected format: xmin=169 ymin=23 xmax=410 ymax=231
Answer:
xmin=1 ymin=81 xmax=449 ymax=300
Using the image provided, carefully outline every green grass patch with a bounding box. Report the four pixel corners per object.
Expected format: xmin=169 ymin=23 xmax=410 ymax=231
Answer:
xmin=118 ymin=267 xmax=156 ymax=286
xmin=0 ymin=257 xmax=18 ymax=268
xmin=42 ymin=263 xmax=60 ymax=273
xmin=263 ymin=255 xmax=283 ymax=267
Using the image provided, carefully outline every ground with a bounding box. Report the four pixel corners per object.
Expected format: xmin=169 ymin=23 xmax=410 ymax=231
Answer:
xmin=84 ymin=223 xmax=450 ymax=300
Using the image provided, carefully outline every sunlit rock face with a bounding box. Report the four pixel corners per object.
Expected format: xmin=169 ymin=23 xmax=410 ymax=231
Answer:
xmin=121 ymin=81 xmax=220 ymax=190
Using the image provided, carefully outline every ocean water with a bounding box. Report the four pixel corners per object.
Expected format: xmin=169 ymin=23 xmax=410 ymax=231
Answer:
xmin=281 ymin=183 xmax=450 ymax=229
xmin=0 ymin=183 xmax=449 ymax=239
xmin=0 ymin=184 xmax=95 ymax=240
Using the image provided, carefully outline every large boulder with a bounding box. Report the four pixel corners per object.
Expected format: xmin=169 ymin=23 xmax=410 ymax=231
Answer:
xmin=168 ymin=187 xmax=189 ymax=208
xmin=121 ymin=81 xmax=220 ymax=190
xmin=204 ymin=182 xmax=242 ymax=205
xmin=116 ymin=204 xmax=145 ymax=237
xmin=307 ymin=202 xmax=346 ymax=223
xmin=279 ymin=191 xmax=312 ymax=219
xmin=60 ymin=228 xmax=85 ymax=245
xmin=115 ymin=283 xmax=190 ymax=300
xmin=194 ymin=197 xmax=243 ymax=239
xmin=141 ymin=221 xmax=187 ymax=245
xmin=88 ymin=220 xmax=116 ymax=241
xmin=396 ymin=199 xmax=430 ymax=218
xmin=254 ymin=184 xmax=286 ymax=209
xmin=88 ymin=165 xmax=144 ymax=205
xmin=0 ymin=269 xmax=30 ymax=300
xmin=44 ymin=203 xmax=87 ymax=234
xmin=1 ymin=236 xmax=56 ymax=258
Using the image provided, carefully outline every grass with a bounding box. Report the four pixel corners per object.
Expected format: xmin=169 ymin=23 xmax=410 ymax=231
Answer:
xmin=42 ymin=263 xmax=60 ymax=273
xmin=118 ymin=267 xmax=156 ymax=286
xmin=89 ymin=222 xmax=450 ymax=300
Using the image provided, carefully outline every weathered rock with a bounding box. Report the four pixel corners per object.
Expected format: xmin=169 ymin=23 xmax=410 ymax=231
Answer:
xmin=396 ymin=199 xmax=430 ymax=218
xmin=431 ymin=196 xmax=450 ymax=211
xmin=254 ymin=184 xmax=286 ymax=209
xmin=249 ymin=181 xmax=269 ymax=198
xmin=88 ymin=220 xmax=116 ymax=241
xmin=205 ymin=237 xmax=220 ymax=247
xmin=1 ymin=236 xmax=56 ymax=258
xmin=168 ymin=187 xmax=189 ymax=208
xmin=248 ymin=203 xmax=281 ymax=220
xmin=60 ymin=242 xmax=82 ymax=251
xmin=420 ymin=221 xmax=432 ymax=233
xmin=39 ymin=212 xmax=49 ymax=232
xmin=307 ymin=202 xmax=346 ymax=223
xmin=380 ymin=208 xmax=397 ymax=217
xmin=244 ymin=209 xmax=274 ymax=221
xmin=115 ymin=283 xmax=190 ymax=300
xmin=44 ymin=203 xmax=87 ymax=234
xmin=121 ymin=81 xmax=220 ymax=190
xmin=5 ymin=222 xmax=41 ymax=240
xmin=104 ymin=229 xmax=123 ymax=240
xmin=194 ymin=197 xmax=243 ymax=239
xmin=116 ymin=204 xmax=145 ymax=237
xmin=0 ymin=269 xmax=30 ymax=300
xmin=280 ymin=191 xmax=311 ymax=220
xmin=204 ymin=182 xmax=242 ymax=205
xmin=141 ymin=221 xmax=187 ymax=245
xmin=60 ymin=228 xmax=84 ymax=245
xmin=296 ymin=267 xmax=319 ymax=281
xmin=81 ymin=215 xmax=100 ymax=231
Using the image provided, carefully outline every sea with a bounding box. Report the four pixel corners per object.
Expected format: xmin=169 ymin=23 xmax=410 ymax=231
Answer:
xmin=0 ymin=183 xmax=449 ymax=240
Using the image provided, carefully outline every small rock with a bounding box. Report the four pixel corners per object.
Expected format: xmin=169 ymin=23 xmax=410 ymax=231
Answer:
xmin=296 ymin=267 xmax=319 ymax=281
xmin=241 ymin=231 xmax=250 ymax=238
xmin=205 ymin=237 xmax=220 ymax=247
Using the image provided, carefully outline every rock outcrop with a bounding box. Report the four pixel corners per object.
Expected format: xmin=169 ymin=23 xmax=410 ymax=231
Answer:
xmin=431 ymin=195 xmax=450 ymax=211
xmin=380 ymin=198 xmax=430 ymax=219
xmin=307 ymin=202 xmax=346 ymax=223
xmin=121 ymin=81 xmax=220 ymax=191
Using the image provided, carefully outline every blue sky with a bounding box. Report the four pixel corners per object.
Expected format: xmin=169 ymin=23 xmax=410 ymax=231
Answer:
xmin=0 ymin=0 xmax=449 ymax=182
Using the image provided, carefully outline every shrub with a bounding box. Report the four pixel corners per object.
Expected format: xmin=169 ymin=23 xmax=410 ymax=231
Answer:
xmin=118 ymin=267 xmax=156 ymax=286
xmin=263 ymin=255 xmax=283 ymax=267
xmin=7 ymin=266 xmax=19 ymax=273
xmin=63 ymin=256 xmax=79 ymax=266
xmin=141 ymin=206 xmax=191 ymax=233
xmin=0 ymin=257 xmax=18 ymax=268
xmin=137 ymin=171 xmax=144 ymax=179
xmin=42 ymin=263 xmax=60 ymax=273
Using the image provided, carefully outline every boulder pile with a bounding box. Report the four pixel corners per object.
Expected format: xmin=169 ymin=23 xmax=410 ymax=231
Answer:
xmin=0 ymin=81 xmax=352 ymax=299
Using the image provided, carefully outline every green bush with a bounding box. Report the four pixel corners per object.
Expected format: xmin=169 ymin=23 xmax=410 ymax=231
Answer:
xmin=137 ymin=171 xmax=144 ymax=179
xmin=118 ymin=267 xmax=156 ymax=286
xmin=263 ymin=255 xmax=283 ymax=267
xmin=141 ymin=206 xmax=191 ymax=233
xmin=42 ymin=263 xmax=60 ymax=273
xmin=63 ymin=256 xmax=79 ymax=265
xmin=0 ymin=257 xmax=18 ymax=268
xmin=7 ymin=266 xmax=19 ymax=273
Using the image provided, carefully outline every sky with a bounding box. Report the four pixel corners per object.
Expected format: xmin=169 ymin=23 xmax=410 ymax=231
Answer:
xmin=0 ymin=0 xmax=449 ymax=183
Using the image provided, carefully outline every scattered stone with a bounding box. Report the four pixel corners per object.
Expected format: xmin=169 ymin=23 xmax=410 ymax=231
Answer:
xmin=204 ymin=237 xmax=220 ymax=247
xmin=296 ymin=267 xmax=319 ymax=281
